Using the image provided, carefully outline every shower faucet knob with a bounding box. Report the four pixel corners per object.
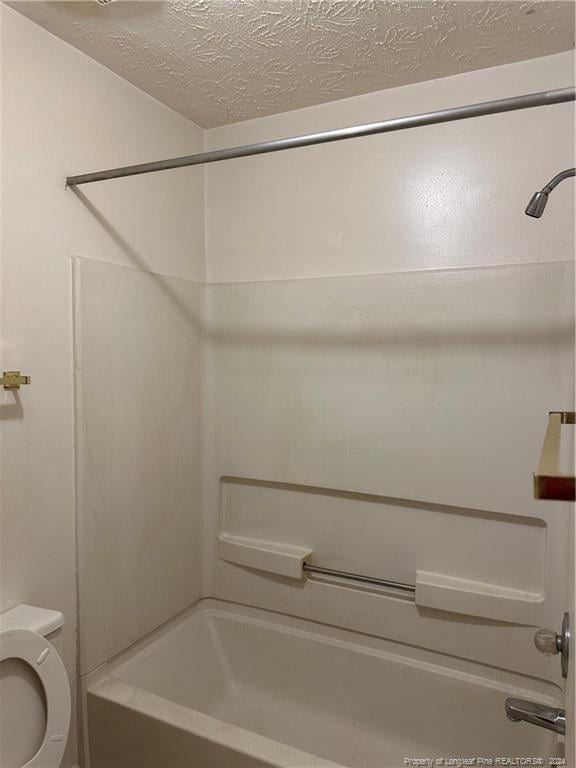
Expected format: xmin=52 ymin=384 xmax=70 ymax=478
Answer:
xmin=534 ymin=627 xmax=561 ymax=656
xmin=534 ymin=612 xmax=570 ymax=679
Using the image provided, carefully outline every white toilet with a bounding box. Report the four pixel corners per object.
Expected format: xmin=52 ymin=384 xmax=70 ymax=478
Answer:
xmin=0 ymin=604 xmax=71 ymax=768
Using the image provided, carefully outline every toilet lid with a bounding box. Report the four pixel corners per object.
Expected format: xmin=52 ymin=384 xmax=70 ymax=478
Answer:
xmin=0 ymin=629 xmax=70 ymax=768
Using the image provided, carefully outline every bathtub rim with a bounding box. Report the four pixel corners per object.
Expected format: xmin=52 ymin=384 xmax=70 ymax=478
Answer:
xmin=88 ymin=677 xmax=346 ymax=768
xmin=84 ymin=598 xmax=565 ymax=699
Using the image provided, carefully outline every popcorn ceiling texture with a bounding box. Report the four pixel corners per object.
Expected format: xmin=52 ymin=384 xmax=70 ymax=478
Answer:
xmin=10 ymin=0 xmax=575 ymax=127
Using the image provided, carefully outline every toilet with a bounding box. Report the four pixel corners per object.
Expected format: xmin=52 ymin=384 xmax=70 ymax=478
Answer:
xmin=0 ymin=604 xmax=71 ymax=768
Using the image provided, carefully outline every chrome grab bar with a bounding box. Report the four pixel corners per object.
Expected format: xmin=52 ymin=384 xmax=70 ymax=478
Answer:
xmin=302 ymin=563 xmax=415 ymax=594
xmin=505 ymin=698 xmax=565 ymax=735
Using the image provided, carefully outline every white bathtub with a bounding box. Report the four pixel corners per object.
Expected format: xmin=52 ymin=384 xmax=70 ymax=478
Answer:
xmin=85 ymin=599 xmax=562 ymax=768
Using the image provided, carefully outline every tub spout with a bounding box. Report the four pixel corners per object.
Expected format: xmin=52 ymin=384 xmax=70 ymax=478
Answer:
xmin=505 ymin=698 xmax=565 ymax=735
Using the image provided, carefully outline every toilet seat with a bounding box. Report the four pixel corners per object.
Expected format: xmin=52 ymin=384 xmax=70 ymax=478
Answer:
xmin=0 ymin=628 xmax=70 ymax=768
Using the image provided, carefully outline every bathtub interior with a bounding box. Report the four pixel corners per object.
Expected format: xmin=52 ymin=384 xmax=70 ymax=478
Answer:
xmin=88 ymin=600 xmax=562 ymax=767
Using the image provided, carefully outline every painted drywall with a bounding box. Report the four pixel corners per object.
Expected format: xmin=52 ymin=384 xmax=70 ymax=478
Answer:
xmin=0 ymin=6 xmax=204 ymax=765
xmin=202 ymin=52 xmax=575 ymax=685
xmin=206 ymin=51 xmax=574 ymax=282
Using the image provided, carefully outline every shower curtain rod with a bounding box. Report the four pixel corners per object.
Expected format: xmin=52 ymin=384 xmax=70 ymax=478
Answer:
xmin=66 ymin=87 xmax=575 ymax=187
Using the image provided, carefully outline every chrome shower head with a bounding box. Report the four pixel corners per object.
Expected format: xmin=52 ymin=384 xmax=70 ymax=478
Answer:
xmin=525 ymin=190 xmax=549 ymax=218
xmin=525 ymin=167 xmax=575 ymax=218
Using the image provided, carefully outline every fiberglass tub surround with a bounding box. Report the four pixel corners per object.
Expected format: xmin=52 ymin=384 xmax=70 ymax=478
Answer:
xmin=86 ymin=601 xmax=563 ymax=768
xmin=76 ymin=247 xmax=575 ymax=767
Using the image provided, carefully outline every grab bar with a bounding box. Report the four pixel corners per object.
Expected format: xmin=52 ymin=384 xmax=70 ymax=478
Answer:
xmin=534 ymin=411 xmax=575 ymax=501
xmin=302 ymin=563 xmax=416 ymax=594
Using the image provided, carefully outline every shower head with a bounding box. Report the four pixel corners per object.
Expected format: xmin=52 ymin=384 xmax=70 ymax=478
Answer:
xmin=525 ymin=167 xmax=575 ymax=218
xmin=525 ymin=190 xmax=549 ymax=218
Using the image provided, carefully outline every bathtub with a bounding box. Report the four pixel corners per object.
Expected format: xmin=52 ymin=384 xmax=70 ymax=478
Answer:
xmin=85 ymin=599 xmax=562 ymax=768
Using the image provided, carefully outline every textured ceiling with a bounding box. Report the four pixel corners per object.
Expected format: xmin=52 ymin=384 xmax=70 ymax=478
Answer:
xmin=8 ymin=0 xmax=576 ymax=127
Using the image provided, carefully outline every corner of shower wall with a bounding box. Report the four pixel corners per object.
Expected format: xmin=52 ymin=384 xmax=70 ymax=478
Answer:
xmin=199 ymin=281 xmax=217 ymax=598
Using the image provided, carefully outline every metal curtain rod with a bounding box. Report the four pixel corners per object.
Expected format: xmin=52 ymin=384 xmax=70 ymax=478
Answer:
xmin=66 ymin=87 xmax=575 ymax=187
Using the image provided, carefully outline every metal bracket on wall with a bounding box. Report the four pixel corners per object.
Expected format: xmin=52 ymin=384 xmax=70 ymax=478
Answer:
xmin=1 ymin=371 xmax=31 ymax=390
xmin=534 ymin=411 xmax=575 ymax=501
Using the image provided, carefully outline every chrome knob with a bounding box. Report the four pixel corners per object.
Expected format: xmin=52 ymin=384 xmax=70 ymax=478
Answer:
xmin=534 ymin=612 xmax=570 ymax=679
xmin=534 ymin=627 xmax=562 ymax=656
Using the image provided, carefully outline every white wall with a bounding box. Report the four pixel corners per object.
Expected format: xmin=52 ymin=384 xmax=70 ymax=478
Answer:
xmin=203 ymin=52 xmax=575 ymax=685
xmin=206 ymin=52 xmax=574 ymax=282
xmin=0 ymin=7 xmax=204 ymax=764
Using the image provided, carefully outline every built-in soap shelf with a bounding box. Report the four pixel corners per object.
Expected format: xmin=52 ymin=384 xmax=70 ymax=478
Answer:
xmin=414 ymin=571 xmax=544 ymax=624
xmin=217 ymin=533 xmax=545 ymax=624
xmin=217 ymin=533 xmax=312 ymax=579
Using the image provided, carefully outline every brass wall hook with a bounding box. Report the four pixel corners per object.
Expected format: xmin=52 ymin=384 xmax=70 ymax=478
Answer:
xmin=1 ymin=371 xmax=31 ymax=390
